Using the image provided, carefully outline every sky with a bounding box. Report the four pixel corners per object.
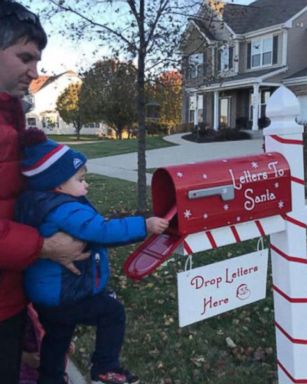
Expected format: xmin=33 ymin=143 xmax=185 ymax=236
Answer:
xmin=26 ymin=0 xmax=254 ymax=76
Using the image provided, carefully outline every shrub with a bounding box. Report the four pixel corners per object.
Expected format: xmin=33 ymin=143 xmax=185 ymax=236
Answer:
xmin=236 ymin=116 xmax=249 ymax=130
xmin=258 ymin=116 xmax=271 ymax=129
xmin=216 ymin=128 xmax=251 ymax=141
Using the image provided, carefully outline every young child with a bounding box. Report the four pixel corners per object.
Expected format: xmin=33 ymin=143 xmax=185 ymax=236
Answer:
xmin=16 ymin=128 xmax=169 ymax=384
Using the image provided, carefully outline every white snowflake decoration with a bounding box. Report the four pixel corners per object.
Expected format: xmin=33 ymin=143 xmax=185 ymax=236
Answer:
xmin=203 ymin=213 xmax=208 ymax=219
xmin=251 ymin=162 xmax=258 ymax=169
xmin=224 ymin=204 xmax=229 ymax=211
xmin=202 ymin=173 xmax=208 ymax=179
xmin=275 ymin=182 xmax=279 ymax=188
xmin=237 ymin=216 xmax=241 ymax=222
xmin=177 ymin=172 xmax=183 ymax=178
xmin=184 ymin=209 xmax=192 ymax=219
xmin=278 ymin=201 xmax=285 ymax=209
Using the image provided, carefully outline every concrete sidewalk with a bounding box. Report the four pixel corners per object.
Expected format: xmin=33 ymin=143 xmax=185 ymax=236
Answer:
xmin=87 ymin=133 xmax=263 ymax=185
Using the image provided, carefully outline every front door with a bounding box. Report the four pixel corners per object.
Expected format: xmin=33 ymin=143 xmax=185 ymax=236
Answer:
xmin=219 ymin=97 xmax=231 ymax=128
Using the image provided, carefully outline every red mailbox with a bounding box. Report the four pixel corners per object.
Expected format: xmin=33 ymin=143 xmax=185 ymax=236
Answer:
xmin=152 ymin=152 xmax=291 ymax=234
xmin=124 ymin=152 xmax=291 ymax=280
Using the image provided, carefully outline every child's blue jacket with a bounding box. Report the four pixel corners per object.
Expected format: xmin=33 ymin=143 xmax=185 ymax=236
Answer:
xmin=16 ymin=191 xmax=147 ymax=307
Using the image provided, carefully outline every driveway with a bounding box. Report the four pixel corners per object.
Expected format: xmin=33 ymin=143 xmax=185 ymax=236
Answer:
xmin=87 ymin=133 xmax=264 ymax=185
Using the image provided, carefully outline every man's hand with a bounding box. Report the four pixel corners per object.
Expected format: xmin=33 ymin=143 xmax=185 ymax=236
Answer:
xmin=40 ymin=232 xmax=90 ymax=275
xmin=146 ymin=217 xmax=169 ymax=235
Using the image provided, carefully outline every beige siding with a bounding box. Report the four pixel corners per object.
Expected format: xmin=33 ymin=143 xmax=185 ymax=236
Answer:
xmin=287 ymin=12 xmax=307 ymax=76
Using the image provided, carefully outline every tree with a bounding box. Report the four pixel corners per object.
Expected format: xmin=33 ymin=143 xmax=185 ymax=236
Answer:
xmin=80 ymin=59 xmax=137 ymax=139
xmin=56 ymin=83 xmax=87 ymax=140
xmin=31 ymin=0 xmax=203 ymax=212
xmin=146 ymin=70 xmax=182 ymax=134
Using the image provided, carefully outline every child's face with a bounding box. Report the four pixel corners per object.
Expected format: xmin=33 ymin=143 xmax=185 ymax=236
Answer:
xmin=56 ymin=166 xmax=89 ymax=197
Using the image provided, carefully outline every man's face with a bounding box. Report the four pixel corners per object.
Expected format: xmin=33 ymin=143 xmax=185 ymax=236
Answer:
xmin=0 ymin=38 xmax=41 ymax=97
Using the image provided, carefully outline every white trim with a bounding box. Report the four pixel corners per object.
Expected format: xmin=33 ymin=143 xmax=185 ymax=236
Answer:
xmin=285 ymin=5 xmax=307 ymax=26
xmin=282 ymin=29 xmax=288 ymax=66
xmin=213 ymin=91 xmax=219 ymax=130
xmin=188 ymin=66 xmax=287 ymax=92
xmin=261 ymin=66 xmax=288 ymax=80
xmin=190 ymin=19 xmax=213 ymax=44
xmin=22 ymin=145 xmax=70 ymax=176
xmin=283 ymin=76 xmax=307 ymax=86
xmin=242 ymin=24 xmax=283 ymax=39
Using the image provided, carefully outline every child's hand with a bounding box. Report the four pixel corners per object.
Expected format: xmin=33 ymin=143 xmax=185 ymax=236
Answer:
xmin=146 ymin=217 xmax=169 ymax=234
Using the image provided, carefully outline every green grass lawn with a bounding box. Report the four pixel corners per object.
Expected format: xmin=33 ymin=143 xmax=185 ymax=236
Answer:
xmin=72 ymin=174 xmax=277 ymax=384
xmin=47 ymin=134 xmax=100 ymax=142
xmin=51 ymin=136 xmax=175 ymax=159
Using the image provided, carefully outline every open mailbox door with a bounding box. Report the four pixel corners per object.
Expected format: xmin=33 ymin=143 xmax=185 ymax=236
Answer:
xmin=124 ymin=207 xmax=183 ymax=280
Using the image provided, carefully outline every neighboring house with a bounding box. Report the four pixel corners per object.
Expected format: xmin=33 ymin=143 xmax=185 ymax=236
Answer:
xmin=25 ymin=70 xmax=108 ymax=135
xmin=181 ymin=0 xmax=307 ymax=131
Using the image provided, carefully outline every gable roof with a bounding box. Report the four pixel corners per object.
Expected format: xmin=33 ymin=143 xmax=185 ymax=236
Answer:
xmin=191 ymin=18 xmax=217 ymax=41
xmin=285 ymin=66 xmax=307 ymax=79
xmin=29 ymin=70 xmax=79 ymax=94
xmin=223 ymin=0 xmax=307 ymax=34
xmin=29 ymin=76 xmax=50 ymax=94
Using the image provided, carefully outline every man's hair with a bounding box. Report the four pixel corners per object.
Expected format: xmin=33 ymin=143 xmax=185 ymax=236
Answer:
xmin=0 ymin=1 xmax=47 ymax=50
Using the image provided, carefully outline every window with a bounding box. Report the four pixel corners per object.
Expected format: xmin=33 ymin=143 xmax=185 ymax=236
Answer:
xmin=188 ymin=53 xmax=204 ymax=79
xmin=197 ymin=95 xmax=204 ymax=123
xmin=42 ymin=113 xmax=59 ymax=130
xmin=218 ymin=45 xmax=233 ymax=72
xmin=249 ymin=36 xmax=275 ymax=69
xmin=188 ymin=95 xmax=196 ymax=122
xmin=27 ymin=117 xmax=36 ymax=127
xmin=262 ymin=38 xmax=273 ymax=65
xmin=251 ymin=40 xmax=261 ymax=67
xmin=84 ymin=122 xmax=100 ymax=128
xmin=189 ymin=110 xmax=194 ymax=123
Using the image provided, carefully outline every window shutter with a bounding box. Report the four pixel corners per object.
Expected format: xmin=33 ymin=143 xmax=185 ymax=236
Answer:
xmin=247 ymin=42 xmax=251 ymax=69
xmin=273 ymin=35 xmax=278 ymax=64
xmin=218 ymin=49 xmax=221 ymax=71
xmin=229 ymin=46 xmax=233 ymax=69
xmin=202 ymin=52 xmax=206 ymax=76
xmin=184 ymin=57 xmax=190 ymax=80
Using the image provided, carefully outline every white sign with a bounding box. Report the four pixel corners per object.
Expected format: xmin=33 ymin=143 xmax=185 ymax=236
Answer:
xmin=177 ymin=249 xmax=268 ymax=327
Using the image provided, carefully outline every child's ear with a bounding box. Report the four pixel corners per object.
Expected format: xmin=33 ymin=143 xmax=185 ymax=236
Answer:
xmin=55 ymin=186 xmax=63 ymax=192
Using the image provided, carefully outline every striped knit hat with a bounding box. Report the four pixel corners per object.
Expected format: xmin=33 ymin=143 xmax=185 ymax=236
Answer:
xmin=21 ymin=128 xmax=87 ymax=191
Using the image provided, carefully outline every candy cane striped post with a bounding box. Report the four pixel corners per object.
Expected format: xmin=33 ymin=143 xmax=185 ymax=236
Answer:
xmin=264 ymin=85 xmax=307 ymax=384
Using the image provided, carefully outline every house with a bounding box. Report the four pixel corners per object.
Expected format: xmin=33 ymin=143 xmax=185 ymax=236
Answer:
xmin=181 ymin=0 xmax=307 ymax=131
xmin=25 ymin=71 xmax=108 ymax=135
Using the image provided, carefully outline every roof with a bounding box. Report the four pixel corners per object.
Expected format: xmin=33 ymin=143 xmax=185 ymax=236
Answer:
xmin=191 ymin=18 xmax=216 ymax=41
xmin=285 ymin=66 xmax=307 ymax=79
xmin=198 ymin=0 xmax=307 ymax=36
xmin=29 ymin=76 xmax=49 ymax=93
xmin=224 ymin=0 xmax=307 ymax=34
xmin=29 ymin=70 xmax=78 ymax=94
xmin=204 ymin=66 xmax=287 ymax=87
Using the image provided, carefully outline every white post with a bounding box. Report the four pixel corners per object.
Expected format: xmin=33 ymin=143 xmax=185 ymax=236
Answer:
xmin=264 ymin=86 xmax=307 ymax=384
xmin=213 ymin=90 xmax=219 ymax=130
xmin=252 ymin=83 xmax=260 ymax=131
xmin=194 ymin=95 xmax=199 ymax=128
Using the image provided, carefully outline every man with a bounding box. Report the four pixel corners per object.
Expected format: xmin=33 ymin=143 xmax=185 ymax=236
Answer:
xmin=0 ymin=1 xmax=89 ymax=382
